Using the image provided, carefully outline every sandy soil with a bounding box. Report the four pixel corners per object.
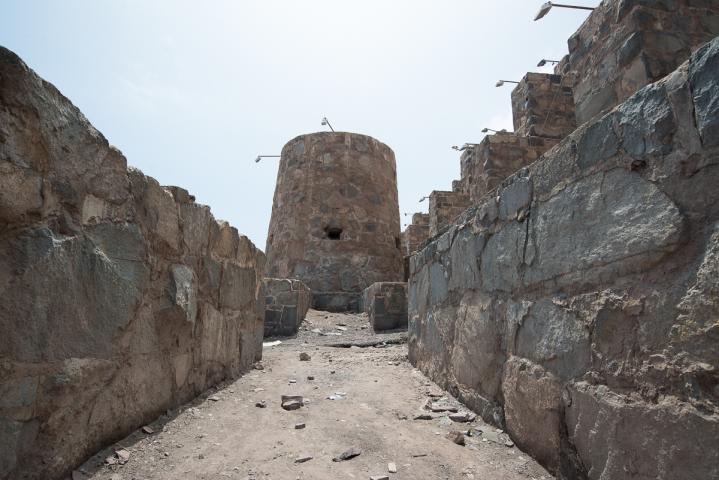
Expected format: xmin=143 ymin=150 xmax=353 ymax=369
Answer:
xmin=76 ymin=310 xmax=552 ymax=480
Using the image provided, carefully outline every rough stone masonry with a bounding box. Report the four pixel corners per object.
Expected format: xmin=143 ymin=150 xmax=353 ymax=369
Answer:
xmin=0 ymin=47 xmax=266 ymax=479
xmin=408 ymin=37 xmax=719 ymax=480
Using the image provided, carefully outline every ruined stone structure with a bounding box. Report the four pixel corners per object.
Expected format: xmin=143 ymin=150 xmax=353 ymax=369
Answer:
xmin=0 ymin=47 xmax=265 ymax=480
xmin=265 ymin=132 xmax=403 ymax=312
xmin=362 ymin=282 xmax=408 ymax=332
xmin=428 ymin=190 xmax=471 ymax=237
xmin=511 ymin=72 xmax=576 ymax=139
xmin=401 ymin=213 xmax=430 ymax=257
xmin=459 ymin=133 xmax=559 ymax=203
xmin=408 ymin=26 xmax=719 ymax=480
xmin=263 ymin=278 xmax=311 ymax=337
xmin=565 ymin=0 xmax=719 ymax=124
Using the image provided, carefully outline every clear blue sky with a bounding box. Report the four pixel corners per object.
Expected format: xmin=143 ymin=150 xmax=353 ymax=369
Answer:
xmin=1 ymin=1 xmax=594 ymax=250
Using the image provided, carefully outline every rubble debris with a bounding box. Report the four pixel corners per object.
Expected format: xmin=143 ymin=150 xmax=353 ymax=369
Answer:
xmin=449 ymin=412 xmax=476 ymax=423
xmin=333 ymin=447 xmax=362 ymax=462
xmin=255 ymin=401 xmax=267 ymax=408
xmin=388 ymin=462 xmax=398 ymax=473
xmin=446 ymin=431 xmax=466 ymax=446
xmin=295 ymin=423 xmax=306 ymax=429
xmin=299 ymin=352 xmax=311 ymax=361
xmin=295 ymin=454 xmax=313 ymax=463
xmin=115 ymin=448 xmax=131 ymax=464
xmin=281 ymin=395 xmax=304 ymax=411
xmin=141 ymin=425 xmax=154 ymax=434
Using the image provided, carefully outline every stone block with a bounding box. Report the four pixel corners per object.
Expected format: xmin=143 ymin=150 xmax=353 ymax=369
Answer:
xmin=362 ymin=282 xmax=408 ymax=331
xmin=263 ymin=278 xmax=311 ymax=337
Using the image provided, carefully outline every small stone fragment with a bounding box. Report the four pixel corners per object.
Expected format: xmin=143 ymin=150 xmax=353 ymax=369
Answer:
xmin=427 ymin=386 xmax=443 ymax=397
xmin=141 ymin=425 xmax=154 ymax=434
xmin=412 ymin=453 xmax=428 ymax=457
xmin=295 ymin=454 xmax=313 ymax=463
xmin=208 ymin=395 xmax=220 ymax=402
xmin=307 ymin=375 xmax=315 ymax=380
xmin=505 ymin=439 xmax=515 ymax=448
xmin=449 ymin=412 xmax=476 ymax=423
xmin=253 ymin=362 xmax=264 ymax=370
xmin=281 ymin=395 xmax=304 ymax=410
xmin=429 ymin=402 xmax=458 ymax=413
xmin=388 ymin=462 xmax=397 ymax=473
xmin=299 ymin=352 xmax=311 ymax=361
xmin=333 ymin=447 xmax=361 ymax=462
xmin=295 ymin=423 xmax=306 ymax=429
xmin=446 ymin=430 xmax=466 ymax=446
xmin=255 ymin=401 xmax=267 ymax=408
xmin=370 ymin=476 xmax=389 ymax=480
xmin=115 ymin=448 xmax=131 ymax=464
xmin=414 ymin=413 xmax=433 ymax=420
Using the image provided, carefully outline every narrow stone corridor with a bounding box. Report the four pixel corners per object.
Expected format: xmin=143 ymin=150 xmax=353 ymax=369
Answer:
xmin=77 ymin=311 xmax=551 ymax=480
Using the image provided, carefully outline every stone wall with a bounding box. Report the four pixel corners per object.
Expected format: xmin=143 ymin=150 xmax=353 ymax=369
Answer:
xmin=408 ymin=38 xmax=719 ymax=479
xmin=401 ymin=213 xmax=430 ymax=257
xmin=264 ymin=132 xmax=403 ymax=312
xmin=459 ymin=133 xmax=559 ymax=204
xmin=511 ymin=72 xmax=576 ymax=139
xmin=264 ymin=278 xmax=311 ymax=337
xmin=362 ymin=282 xmax=408 ymax=332
xmin=566 ymin=0 xmax=719 ymax=125
xmin=0 ymin=47 xmax=266 ymax=480
xmin=428 ymin=190 xmax=470 ymax=237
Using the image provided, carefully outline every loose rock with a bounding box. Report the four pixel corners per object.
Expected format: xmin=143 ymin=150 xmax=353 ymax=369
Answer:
xmin=141 ymin=425 xmax=154 ymax=434
xmin=295 ymin=423 xmax=306 ymax=429
xmin=281 ymin=395 xmax=304 ymax=411
xmin=299 ymin=352 xmax=311 ymax=361
xmin=295 ymin=454 xmax=313 ymax=463
xmin=333 ymin=447 xmax=362 ymax=462
xmin=255 ymin=401 xmax=267 ymax=408
xmin=115 ymin=448 xmax=131 ymax=464
xmin=446 ymin=431 xmax=466 ymax=446
xmin=388 ymin=462 xmax=397 ymax=473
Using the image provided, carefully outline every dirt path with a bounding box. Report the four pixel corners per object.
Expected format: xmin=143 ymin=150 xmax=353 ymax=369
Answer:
xmin=78 ymin=311 xmax=552 ymax=480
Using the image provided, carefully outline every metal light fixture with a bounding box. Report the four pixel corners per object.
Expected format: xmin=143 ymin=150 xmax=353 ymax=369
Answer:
xmin=481 ymin=128 xmax=508 ymax=134
xmin=452 ymin=143 xmax=480 ymax=151
xmin=537 ymin=59 xmax=561 ymax=67
xmin=419 ymin=196 xmax=428 ymax=203
xmin=321 ymin=116 xmax=335 ymax=132
xmin=255 ymin=155 xmax=281 ymax=163
xmin=496 ymin=80 xmax=520 ymax=87
xmin=534 ymin=2 xmax=595 ymax=21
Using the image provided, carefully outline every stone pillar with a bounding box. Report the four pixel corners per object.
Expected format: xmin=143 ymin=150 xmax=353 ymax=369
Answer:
xmin=428 ymin=190 xmax=471 ymax=237
xmin=265 ymin=132 xmax=403 ymax=312
xmin=511 ymin=73 xmax=576 ymax=139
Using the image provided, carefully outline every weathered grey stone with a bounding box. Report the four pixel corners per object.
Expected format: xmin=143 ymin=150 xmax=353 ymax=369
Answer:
xmin=525 ymin=169 xmax=684 ymax=289
xmin=690 ymin=36 xmax=719 ymax=148
xmin=502 ymin=357 xmax=560 ymax=472
xmin=564 ymin=382 xmax=719 ymax=480
xmin=498 ymin=176 xmax=532 ymax=221
xmin=515 ymin=299 xmax=590 ymax=380
xmin=0 ymin=46 xmax=266 ymax=480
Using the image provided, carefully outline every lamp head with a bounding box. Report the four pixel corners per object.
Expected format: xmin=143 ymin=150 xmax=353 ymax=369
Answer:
xmin=495 ymin=80 xmax=504 ymax=87
xmin=537 ymin=59 xmax=547 ymax=67
xmin=535 ymin=2 xmax=553 ymax=21
xmin=481 ymin=128 xmax=489 ymax=133
xmin=452 ymin=145 xmax=460 ymax=151
xmin=255 ymin=156 xmax=261 ymax=163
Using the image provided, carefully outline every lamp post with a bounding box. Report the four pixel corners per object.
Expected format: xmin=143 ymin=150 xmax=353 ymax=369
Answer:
xmin=496 ymin=80 xmax=520 ymax=87
xmin=537 ymin=59 xmax=562 ymax=67
xmin=481 ymin=128 xmax=508 ymax=134
xmin=534 ymin=2 xmax=595 ymax=21
xmin=321 ymin=116 xmax=335 ymax=132
xmin=452 ymin=143 xmax=481 ymax=151
xmin=255 ymin=155 xmax=280 ymax=163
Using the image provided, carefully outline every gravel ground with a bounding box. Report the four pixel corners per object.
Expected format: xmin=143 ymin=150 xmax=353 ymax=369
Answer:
xmin=74 ymin=310 xmax=552 ymax=480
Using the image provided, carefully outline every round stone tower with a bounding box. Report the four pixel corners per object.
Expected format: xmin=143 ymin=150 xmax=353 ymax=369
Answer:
xmin=265 ymin=132 xmax=403 ymax=311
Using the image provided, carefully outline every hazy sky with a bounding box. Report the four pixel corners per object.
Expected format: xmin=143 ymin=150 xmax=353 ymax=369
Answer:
xmin=1 ymin=1 xmax=594 ymax=249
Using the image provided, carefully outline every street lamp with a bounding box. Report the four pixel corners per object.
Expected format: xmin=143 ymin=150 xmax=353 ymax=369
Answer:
xmin=255 ymin=155 xmax=280 ymax=163
xmin=496 ymin=80 xmax=520 ymax=87
xmin=452 ymin=143 xmax=480 ymax=151
xmin=481 ymin=128 xmax=508 ymax=134
xmin=534 ymin=2 xmax=595 ymax=21
xmin=419 ymin=196 xmax=428 ymax=203
xmin=321 ymin=116 xmax=335 ymax=132
xmin=537 ymin=59 xmax=561 ymax=67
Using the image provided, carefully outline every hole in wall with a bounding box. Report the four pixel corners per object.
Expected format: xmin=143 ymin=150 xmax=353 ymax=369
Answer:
xmin=395 ymin=237 xmax=401 ymax=249
xmin=326 ymin=227 xmax=342 ymax=240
